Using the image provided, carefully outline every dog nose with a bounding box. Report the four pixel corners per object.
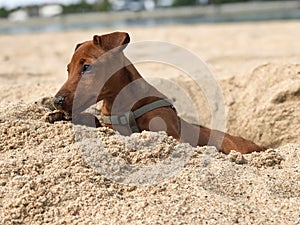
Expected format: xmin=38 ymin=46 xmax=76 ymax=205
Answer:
xmin=53 ymin=94 xmax=65 ymax=109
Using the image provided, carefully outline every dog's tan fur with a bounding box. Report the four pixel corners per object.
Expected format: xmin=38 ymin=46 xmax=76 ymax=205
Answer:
xmin=53 ymin=31 xmax=266 ymax=154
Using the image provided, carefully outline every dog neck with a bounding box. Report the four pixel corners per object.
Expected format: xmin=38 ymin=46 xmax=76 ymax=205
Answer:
xmin=101 ymin=61 xmax=166 ymax=116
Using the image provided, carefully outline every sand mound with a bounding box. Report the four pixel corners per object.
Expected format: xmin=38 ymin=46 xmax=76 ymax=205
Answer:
xmin=223 ymin=63 xmax=300 ymax=148
xmin=1 ymin=79 xmax=300 ymax=224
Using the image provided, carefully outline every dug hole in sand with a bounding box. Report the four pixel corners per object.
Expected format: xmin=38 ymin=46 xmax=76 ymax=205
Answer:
xmin=0 ymin=63 xmax=299 ymax=224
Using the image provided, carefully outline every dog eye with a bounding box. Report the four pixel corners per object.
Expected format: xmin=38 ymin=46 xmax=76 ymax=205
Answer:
xmin=81 ymin=64 xmax=92 ymax=74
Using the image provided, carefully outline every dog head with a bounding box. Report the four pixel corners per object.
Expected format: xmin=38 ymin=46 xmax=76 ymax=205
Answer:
xmin=53 ymin=31 xmax=130 ymax=115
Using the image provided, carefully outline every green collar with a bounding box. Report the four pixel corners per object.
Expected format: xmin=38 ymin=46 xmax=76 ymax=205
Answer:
xmin=101 ymin=99 xmax=175 ymax=133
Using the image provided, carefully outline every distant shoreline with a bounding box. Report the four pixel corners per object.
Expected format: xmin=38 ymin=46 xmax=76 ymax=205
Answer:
xmin=1 ymin=1 xmax=300 ymax=34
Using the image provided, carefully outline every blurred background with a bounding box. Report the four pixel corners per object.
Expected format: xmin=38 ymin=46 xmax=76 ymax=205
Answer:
xmin=0 ymin=0 xmax=300 ymax=34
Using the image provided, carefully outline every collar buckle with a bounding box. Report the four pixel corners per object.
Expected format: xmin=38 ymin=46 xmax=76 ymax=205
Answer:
xmin=118 ymin=115 xmax=128 ymax=125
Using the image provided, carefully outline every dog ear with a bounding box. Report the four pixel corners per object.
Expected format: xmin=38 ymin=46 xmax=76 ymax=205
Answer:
xmin=93 ymin=32 xmax=130 ymax=51
xmin=75 ymin=43 xmax=83 ymax=51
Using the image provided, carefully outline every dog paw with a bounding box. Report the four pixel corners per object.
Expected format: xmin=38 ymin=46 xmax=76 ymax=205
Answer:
xmin=44 ymin=110 xmax=70 ymax=123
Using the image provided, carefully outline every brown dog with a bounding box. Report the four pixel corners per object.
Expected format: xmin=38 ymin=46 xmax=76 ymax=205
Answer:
xmin=52 ymin=31 xmax=265 ymax=154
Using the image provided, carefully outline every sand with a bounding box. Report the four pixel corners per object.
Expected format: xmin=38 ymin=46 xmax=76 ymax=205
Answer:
xmin=1 ymin=21 xmax=300 ymax=224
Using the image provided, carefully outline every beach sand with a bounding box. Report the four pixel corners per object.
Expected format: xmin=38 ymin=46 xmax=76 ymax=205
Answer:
xmin=0 ymin=20 xmax=300 ymax=224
